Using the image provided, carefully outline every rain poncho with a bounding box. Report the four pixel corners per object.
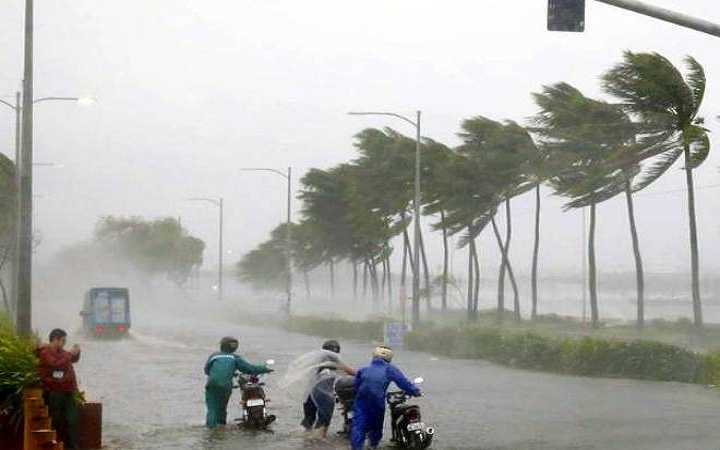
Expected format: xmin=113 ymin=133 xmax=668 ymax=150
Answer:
xmin=351 ymin=358 xmax=420 ymax=450
xmin=280 ymin=349 xmax=346 ymax=429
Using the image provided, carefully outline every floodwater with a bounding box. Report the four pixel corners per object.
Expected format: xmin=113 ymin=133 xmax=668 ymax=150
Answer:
xmin=35 ymin=296 xmax=720 ymax=450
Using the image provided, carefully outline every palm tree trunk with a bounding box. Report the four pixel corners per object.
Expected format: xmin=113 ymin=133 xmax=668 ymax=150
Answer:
xmin=504 ymin=199 xmax=520 ymax=316
xmin=329 ymin=258 xmax=336 ymax=299
xmin=531 ymin=185 xmax=541 ymax=320
xmin=401 ymin=233 xmax=408 ymax=287
xmin=381 ymin=256 xmax=387 ymax=310
xmin=440 ymin=210 xmax=449 ymax=311
xmin=303 ymin=269 xmax=311 ymax=298
xmin=588 ymin=201 xmax=599 ymax=328
xmin=624 ymin=180 xmax=645 ymax=329
xmin=471 ymin=237 xmax=480 ymax=316
xmin=0 ymin=278 xmax=9 ymax=316
xmin=386 ymin=244 xmax=393 ymax=311
xmin=403 ymin=229 xmax=418 ymax=281
xmin=491 ymin=217 xmax=521 ymax=321
xmin=418 ymin=227 xmax=432 ymax=311
xmin=684 ymin=145 xmax=703 ymax=329
xmin=362 ymin=261 xmax=368 ymax=299
xmin=353 ymin=261 xmax=358 ymax=303
xmin=466 ymin=231 xmax=475 ymax=321
xmin=0 ymin=244 xmax=11 ymax=315
xmin=370 ymin=260 xmax=380 ymax=306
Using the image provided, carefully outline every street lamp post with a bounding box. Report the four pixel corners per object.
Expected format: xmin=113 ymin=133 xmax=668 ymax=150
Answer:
xmin=239 ymin=167 xmax=292 ymax=315
xmin=348 ymin=110 xmax=422 ymax=328
xmin=187 ymin=197 xmax=224 ymax=301
xmin=0 ymin=93 xmax=90 ymax=330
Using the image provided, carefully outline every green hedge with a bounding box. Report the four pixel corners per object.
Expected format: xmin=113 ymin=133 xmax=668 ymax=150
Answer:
xmin=284 ymin=315 xmax=384 ymax=342
xmin=0 ymin=314 xmax=39 ymax=433
xmin=406 ymin=326 xmax=720 ymax=384
xmin=0 ymin=314 xmax=38 ymax=395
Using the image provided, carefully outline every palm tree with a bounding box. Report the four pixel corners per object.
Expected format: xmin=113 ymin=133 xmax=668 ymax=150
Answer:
xmin=426 ymin=148 xmax=499 ymax=320
xmin=0 ymin=153 xmax=15 ymax=314
xmin=602 ymin=52 xmax=710 ymax=330
xmin=420 ymin=139 xmax=455 ymax=311
xmin=532 ymin=83 xmax=642 ymax=328
xmin=456 ymin=117 xmax=538 ymax=321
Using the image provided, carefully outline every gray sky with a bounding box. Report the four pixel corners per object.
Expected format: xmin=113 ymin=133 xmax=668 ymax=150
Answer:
xmin=1 ymin=0 xmax=719 ymax=278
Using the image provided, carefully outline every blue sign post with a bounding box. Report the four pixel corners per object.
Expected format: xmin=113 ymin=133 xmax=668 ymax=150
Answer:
xmin=384 ymin=322 xmax=408 ymax=350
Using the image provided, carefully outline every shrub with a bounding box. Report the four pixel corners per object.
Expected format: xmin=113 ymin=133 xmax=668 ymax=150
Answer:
xmin=284 ymin=316 xmax=384 ymax=342
xmin=0 ymin=313 xmax=39 ymax=437
xmin=0 ymin=314 xmax=39 ymax=395
xmin=407 ymin=325 xmax=714 ymax=384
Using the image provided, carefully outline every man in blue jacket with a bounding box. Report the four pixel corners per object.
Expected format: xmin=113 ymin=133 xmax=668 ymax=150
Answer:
xmin=351 ymin=346 xmax=421 ymax=450
xmin=204 ymin=336 xmax=272 ymax=428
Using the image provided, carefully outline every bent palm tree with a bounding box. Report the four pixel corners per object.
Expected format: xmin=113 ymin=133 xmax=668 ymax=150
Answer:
xmin=603 ymin=52 xmax=710 ymax=330
xmin=532 ymin=83 xmax=643 ymax=328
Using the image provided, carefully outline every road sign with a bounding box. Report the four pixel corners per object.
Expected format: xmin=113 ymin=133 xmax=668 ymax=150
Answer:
xmin=548 ymin=0 xmax=586 ymax=32
xmin=384 ymin=322 xmax=408 ymax=349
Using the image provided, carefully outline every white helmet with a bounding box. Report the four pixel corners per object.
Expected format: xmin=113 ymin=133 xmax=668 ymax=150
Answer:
xmin=373 ymin=345 xmax=394 ymax=362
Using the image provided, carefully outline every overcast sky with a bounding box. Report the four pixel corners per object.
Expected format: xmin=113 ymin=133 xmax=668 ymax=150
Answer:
xmin=0 ymin=0 xmax=719 ymax=279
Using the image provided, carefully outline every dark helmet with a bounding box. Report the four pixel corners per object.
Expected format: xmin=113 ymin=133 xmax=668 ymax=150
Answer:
xmin=322 ymin=339 xmax=341 ymax=354
xmin=220 ymin=336 xmax=239 ymax=353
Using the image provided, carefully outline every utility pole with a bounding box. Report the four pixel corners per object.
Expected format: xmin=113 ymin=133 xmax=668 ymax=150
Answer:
xmin=412 ymin=111 xmax=421 ymax=328
xmin=17 ymin=0 xmax=34 ymax=336
xmin=186 ymin=197 xmax=224 ymax=301
xmin=238 ymin=167 xmax=294 ymax=315
xmin=285 ymin=167 xmax=292 ymax=315
xmin=218 ymin=198 xmax=224 ymax=302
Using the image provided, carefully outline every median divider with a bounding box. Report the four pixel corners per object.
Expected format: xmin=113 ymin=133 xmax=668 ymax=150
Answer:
xmin=280 ymin=314 xmax=720 ymax=385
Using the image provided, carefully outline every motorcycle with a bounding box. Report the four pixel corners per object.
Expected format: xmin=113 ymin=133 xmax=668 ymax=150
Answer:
xmin=387 ymin=377 xmax=434 ymax=449
xmin=334 ymin=375 xmax=356 ymax=436
xmin=234 ymin=359 xmax=276 ymax=430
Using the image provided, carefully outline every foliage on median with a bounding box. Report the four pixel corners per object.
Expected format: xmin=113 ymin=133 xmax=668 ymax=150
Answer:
xmin=282 ymin=314 xmax=720 ymax=384
xmin=406 ymin=325 xmax=720 ymax=384
xmin=284 ymin=315 xmax=384 ymax=342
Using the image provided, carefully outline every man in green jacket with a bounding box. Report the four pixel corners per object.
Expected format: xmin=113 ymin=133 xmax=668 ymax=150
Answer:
xmin=204 ymin=336 xmax=272 ymax=428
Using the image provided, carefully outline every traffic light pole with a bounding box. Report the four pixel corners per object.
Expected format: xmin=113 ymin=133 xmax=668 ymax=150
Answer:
xmin=595 ymin=0 xmax=720 ymax=38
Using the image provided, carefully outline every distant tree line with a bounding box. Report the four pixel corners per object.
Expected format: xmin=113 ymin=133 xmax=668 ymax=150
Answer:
xmin=53 ymin=216 xmax=205 ymax=287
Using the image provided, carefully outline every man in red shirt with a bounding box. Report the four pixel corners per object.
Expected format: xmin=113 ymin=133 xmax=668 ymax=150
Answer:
xmin=37 ymin=329 xmax=81 ymax=450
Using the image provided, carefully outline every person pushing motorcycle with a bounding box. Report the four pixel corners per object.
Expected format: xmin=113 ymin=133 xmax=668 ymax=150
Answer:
xmin=204 ymin=336 xmax=273 ymax=428
xmin=351 ymin=346 xmax=421 ymax=450
xmin=301 ymin=340 xmax=356 ymax=438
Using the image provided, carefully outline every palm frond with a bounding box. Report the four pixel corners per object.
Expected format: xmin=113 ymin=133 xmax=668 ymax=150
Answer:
xmin=684 ymin=124 xmax=710 ymax=169
xmin=631 ymin=147 xmax=683 ymax=193
xmin=684 ymin=55 xmax=706 ymax=118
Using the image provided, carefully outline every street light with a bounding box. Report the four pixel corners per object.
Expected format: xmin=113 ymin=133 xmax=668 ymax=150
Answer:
xmin=0 ymin=92 xmax=90 ymax=332
xmin=239 ymin=167 xmax=293 ymax=315
xmin=348 ymin=110 xmax=422 ymax=328
xmin=186 ymin=197 xmax=224 ymax=301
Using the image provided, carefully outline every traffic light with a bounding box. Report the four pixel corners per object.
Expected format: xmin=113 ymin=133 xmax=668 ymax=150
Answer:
xmin=548 ymin=0 xmax=586 ymax=32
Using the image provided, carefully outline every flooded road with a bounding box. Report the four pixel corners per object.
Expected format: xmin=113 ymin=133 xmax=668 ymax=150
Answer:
xmin=36 ymin=298 xmax=720 ymax=450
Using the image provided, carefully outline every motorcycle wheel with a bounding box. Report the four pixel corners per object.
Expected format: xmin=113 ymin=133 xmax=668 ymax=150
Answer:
xmin=406 ymin=431 xmax=426 ymax=450
xmin=247 ymin=406 xmax=265 ymax=428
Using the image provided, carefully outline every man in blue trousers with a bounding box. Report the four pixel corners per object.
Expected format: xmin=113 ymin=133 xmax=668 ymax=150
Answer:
xmin=351 ymin=346 xmax=421 ymax=450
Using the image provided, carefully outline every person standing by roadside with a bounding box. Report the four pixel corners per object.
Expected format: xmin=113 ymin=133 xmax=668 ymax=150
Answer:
xmin=37 ymin=328 xmax=81 ymax=450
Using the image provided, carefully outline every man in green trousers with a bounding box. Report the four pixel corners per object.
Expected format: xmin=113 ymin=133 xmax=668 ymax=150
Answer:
xmin=204 ymin=336 xmax=272 ymax=428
